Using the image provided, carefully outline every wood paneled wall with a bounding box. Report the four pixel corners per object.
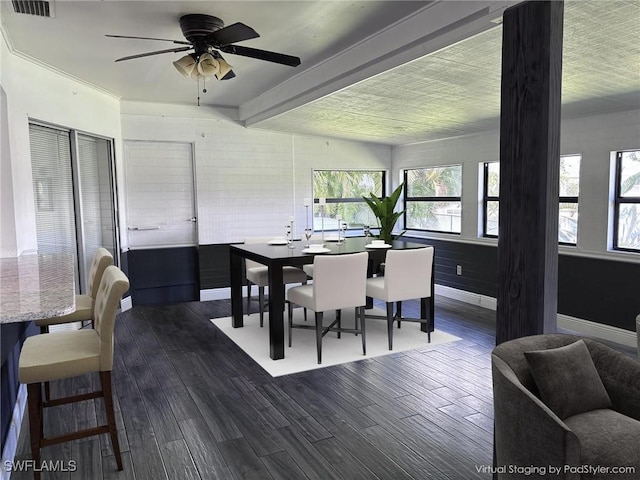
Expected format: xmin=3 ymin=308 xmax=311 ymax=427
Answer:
xmin=194 ymin=238 xmax=639 ymax=332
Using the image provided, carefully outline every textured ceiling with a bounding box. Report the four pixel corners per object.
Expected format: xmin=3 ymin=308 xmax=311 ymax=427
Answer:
xmin=0 ymin=0 xmax=429 ymax=107
xmin=1 ymin=0 xmax=639 ymax=146
xmin=253 ymin=0 xmax=640 ymax=145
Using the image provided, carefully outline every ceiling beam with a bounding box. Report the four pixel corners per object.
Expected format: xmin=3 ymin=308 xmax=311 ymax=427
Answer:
xmin=239 ymin=0 xmax=520 ymax=127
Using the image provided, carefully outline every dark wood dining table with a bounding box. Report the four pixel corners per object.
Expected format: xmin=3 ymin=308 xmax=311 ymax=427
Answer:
xmin=229 ymin=236 xmax=434 ymax=360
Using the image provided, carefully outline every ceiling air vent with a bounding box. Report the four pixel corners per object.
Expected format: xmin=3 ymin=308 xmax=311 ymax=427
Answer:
xmin=12 ymin=0 xmax=54 ymax=17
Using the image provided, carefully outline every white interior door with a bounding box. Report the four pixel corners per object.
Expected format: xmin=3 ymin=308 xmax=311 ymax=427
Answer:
xmin=124 ymin=141 xmax=197 ymax=249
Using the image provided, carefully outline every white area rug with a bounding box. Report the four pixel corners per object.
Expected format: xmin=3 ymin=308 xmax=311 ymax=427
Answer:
xmin=211 ymin=308 xmax=461 ymax=377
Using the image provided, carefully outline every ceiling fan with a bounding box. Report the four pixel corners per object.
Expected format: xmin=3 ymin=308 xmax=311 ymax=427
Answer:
xmin=106 ymin=14 xmax=301 ymax=82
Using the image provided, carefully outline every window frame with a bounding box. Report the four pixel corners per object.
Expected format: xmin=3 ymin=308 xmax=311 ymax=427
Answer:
xmin=558 ymin=154 xmax=581 ymax=246
xmin=481 ymin=155 xmax=581 ymax=245
xmin=613 ymin=150 xmax=640 ymax=252
xmin=312 ymin=169 xmax=386 ymax=231
xmin=403 ymin=164 xmax=463 ymax=235
xmin=482 ymin=161 xmax=499 ymax=238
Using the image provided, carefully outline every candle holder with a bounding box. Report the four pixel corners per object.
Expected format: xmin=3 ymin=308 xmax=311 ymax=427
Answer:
xmin=285 ymin=224 xmax=292 ymax=247
xmin=304 ymin=197 xmax=313 ymax=247
xmin=318 ymin=198 xmax=326 ymax=242
xmin=288 ymin=219 xmax=295 ymax=248
xmin=304 ymin=227 xmax=313 ymax=247
xmin=303 ymin=197 xmax=311 ymax=231
xmin=305 ymin=205 xmax=310 ymax=231
xmin=339 ymin=221 xmax=347 ymax=244
xmin=364 ymin=225 xmax=371 ymax=244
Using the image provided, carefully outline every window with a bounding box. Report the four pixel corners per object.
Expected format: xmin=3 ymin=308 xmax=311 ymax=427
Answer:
xmin=613 ymin=150 xmax=640 ymax=252
xmin=481 ymin=155 xmax=581 ymax=244
xmin=312 ymin=170 xmax=385 ymax=230
xmin=483 ymin=161 xmax=500 ymax=237
xmin=404 ymin=165 xmax=462 ymax=234
xmin=558 ymin=155 xmax=581 ymax=245
xmin=30 ymin=124 xmax=75 ymax=255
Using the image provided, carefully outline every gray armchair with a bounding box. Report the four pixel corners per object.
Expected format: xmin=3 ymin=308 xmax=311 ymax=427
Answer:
xmin=492 ymin=334 xmax=640 ymax=479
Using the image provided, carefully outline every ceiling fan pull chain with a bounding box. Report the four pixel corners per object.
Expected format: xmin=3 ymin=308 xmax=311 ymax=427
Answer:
xmin=196 ymin=76 xmax=200 ymax=107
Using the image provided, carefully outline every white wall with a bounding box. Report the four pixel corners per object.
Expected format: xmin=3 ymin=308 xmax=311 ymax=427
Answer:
xmin=121 ymin=101 xmax=391 ymax=246
xmin=391 ymin=109 xmax=640 ymax=263
xmin=0 ymin=33 xmax=123 ymax=257
xmin=5 ymin=24 xmax=635 ymax=264
xmin=0 ymin=85 xmax=17 ymax=257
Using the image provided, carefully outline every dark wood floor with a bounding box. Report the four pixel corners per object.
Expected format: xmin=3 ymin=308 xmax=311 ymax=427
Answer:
xmin=11 ymin=296 xmax=633 ymax=479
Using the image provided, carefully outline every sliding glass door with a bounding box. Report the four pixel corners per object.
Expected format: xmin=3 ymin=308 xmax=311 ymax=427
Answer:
xmin=75 ymin=133 xmax=119 ymax=292
xmin=29 ymin=122 xmax=119 ymax=294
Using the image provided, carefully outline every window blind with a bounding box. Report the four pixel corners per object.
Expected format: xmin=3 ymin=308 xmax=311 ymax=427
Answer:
xmin=29 ymin=124 xmax=76 ymax=256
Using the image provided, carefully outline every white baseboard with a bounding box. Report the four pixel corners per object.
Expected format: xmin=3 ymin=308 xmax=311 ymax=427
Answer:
xmin=557 ymin=313 xmax=637 ymax=348
xmin=120 ymin=296 xmax=132 ymax=312
xmin=200 ymin=284 xmax=300 ymax=302
xmin=434 ymin=284 xmax=498 ymax=310
xmin=435 ymin=284 xmax=637 ymax=348
xmin=201 ymin=287 xmax=232 ymax=301
xmin=1 ymin=384 xmax=27 ymax=480
xmin=201 ymin=284 xmax=636 ymax=348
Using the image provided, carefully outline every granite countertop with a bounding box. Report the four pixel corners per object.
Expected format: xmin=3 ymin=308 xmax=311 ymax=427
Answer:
xmin=0 ymin=253 xmax=75 ymax=324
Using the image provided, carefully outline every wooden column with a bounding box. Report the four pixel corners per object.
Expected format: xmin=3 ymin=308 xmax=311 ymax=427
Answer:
xmin=496 ymin=1 xmax=564 ymax=345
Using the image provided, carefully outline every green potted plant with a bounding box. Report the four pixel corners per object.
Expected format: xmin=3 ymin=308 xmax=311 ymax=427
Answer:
xmin=362 ymin=183 xmax=406 ymax=244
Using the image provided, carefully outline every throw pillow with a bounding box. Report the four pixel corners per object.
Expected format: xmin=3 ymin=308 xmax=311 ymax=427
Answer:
xmin=524 ymin=339 xmax=612 ymax=419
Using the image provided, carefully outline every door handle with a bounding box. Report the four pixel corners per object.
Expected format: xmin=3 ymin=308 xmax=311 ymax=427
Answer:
xmin=188 ymin=217 xmax=197 ymax=223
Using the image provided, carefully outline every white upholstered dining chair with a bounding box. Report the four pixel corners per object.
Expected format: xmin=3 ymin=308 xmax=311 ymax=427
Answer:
xmin=287 ymin=252 xmax=369 ymax=364
xmin=244 ymin=237 xmax=308 ymax=327
xmin=365 ymin=247 xmax=434 ymax=350
xmin=19 ymin=265 xmax=129 ymax=480
xmin=35 ymin=247 xmax=114 ymax=333
xmin=35 ymin=247 xmax=115 ymax=401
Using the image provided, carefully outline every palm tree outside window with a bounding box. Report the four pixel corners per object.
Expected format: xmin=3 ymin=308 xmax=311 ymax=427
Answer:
xmin=404 ymin=165 xmax=462 ymax=234
xmin=312 ymin=170 xmax=385 ymax=231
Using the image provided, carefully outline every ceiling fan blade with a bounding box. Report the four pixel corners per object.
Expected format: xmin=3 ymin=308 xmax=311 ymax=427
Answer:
xmin=220 ymin=70 xmax=236 ymax=80
xmin=219 ymin=45 xmax=301 ymax=67
xmin=206 ymin=22 xmax=259 ymax=47
xmin=115 ymin=46 xmax=192 ymax=62
xmin=106 ymin=34 xmax=191 ymax=46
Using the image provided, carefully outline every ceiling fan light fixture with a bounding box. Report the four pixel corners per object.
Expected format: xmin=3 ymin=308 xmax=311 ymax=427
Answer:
xmin=108 ymin=13 xmax=301 ymax=105
xmin=173 ymin=54 xmax=197 ymax=77
xmin=189 ymin=69 xmax=204 ymax=80
xmin=197 ymin=53 xmax=220 ymax=77
xmin=214 ymin=55 xmax=234 ymax=81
